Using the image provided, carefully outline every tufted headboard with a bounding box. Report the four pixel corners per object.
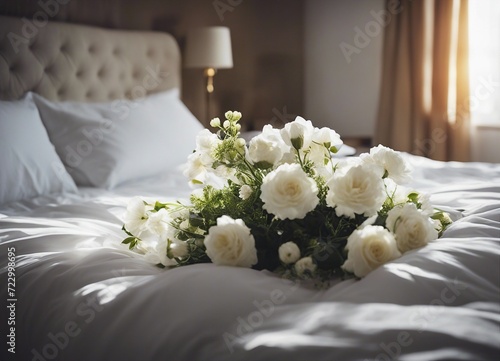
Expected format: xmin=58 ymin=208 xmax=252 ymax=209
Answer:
xmin=0 ymin=15 xmax=180 ymax=102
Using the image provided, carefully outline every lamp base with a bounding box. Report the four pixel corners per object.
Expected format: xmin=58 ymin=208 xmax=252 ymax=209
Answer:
xmin=204 ymin=67 xmax=217 ymax=123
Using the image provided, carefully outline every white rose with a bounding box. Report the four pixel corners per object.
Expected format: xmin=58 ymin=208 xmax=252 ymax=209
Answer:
xmin=386 ymin=203 xmax=438 ymax=253
xmin=280 ymin=116 xmax=315 ymax=150
xmin=342 ymin=225 xmax=401 ymax=278
xmin=361 ymin=145 xmax=412 ymax=184
xmin=247 ymin=135 xmax=283 ymax=166
xmin=326 ymin=164 xmax=386 ymax=218
xmin=239 ymin=185 xmax=253 ymax=200
xmin=278 ymin=241 xmax=301 ymax=264
xmin=294 ymin=256 xmax=317 ymax=276
xmin=260 ymin=163 xmax=319 ymax=220
xmin=204 ymin=216 xmax=258 ymax=267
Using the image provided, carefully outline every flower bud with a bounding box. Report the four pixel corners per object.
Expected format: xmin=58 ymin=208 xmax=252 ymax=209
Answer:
xmin=232 ymin=111 xmax=242 ymax=121
xmin=223 ymin=120 xmax=231 ymax=129
xmin=210 ymin=117 xmax=221 ymax=128
xmin=236 ymin=138 xmax=246 ymax=147
xmin=225 ymin=111 xmax=234 ymax=120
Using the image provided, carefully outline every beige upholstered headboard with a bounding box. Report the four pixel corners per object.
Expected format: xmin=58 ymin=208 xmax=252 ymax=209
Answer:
xmin=0 ymin=15 xmax=180 ymax=102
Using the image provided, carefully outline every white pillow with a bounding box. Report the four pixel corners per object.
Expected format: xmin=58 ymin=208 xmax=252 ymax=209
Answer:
xmin=33 ymin=90 xmax=204 ymax=188
xmin=0 ymin=94 xmax=78 ymax=205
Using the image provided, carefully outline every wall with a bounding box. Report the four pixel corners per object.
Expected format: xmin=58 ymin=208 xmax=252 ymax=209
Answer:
xmin=0 ymin=0 xmax=304 ymax=129
xmin=471 ymin=127 xmax=500 ymax=163
xmin=2 ymin=0 xmax=498 ymax=162
xmin=304 ymin=0 xmax=498 ymax=163
xmin=304 ymin=0 xmax=384 ymax=139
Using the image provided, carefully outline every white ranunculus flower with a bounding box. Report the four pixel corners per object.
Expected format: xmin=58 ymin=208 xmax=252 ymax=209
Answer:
xmin=123 ymin=197 xmax=149 ymax=235
xmin=361 ymin=145 xmax=412 ymax=184
xmin=239 ymin=185 xmax=252 ymax=200
xmin=260 ymin=163 xmax=319 ymax=220
xmin=326 ymin=164 xmax=386 ymax=218
xmin=204 ymin=216 xmax=258 ymax=267
xmin=247 ymin=135 xmax=283 ymax=166
xmin=294 ymin=256 xmax=317 ymax=276
xmin=386 ymin=203 xmax=438 ymax=253
xmin=278 ymin=241 xmax=301 ymax=264
xmin=342 ymin=225 xmax=401 ymax=278
xmin=280 ymin=116 xmax=315 ymax=150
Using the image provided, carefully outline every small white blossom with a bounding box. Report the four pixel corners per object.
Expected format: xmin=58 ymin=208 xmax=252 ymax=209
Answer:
xmin=145 ymin=208 xmax=170 ymax=235
xmin=210 ymin=117 xmax=221 ymax=127
xmin=279 ymin=242 xmax=301 ymax=264
xmin=169 ymin=239 xmax=189 ymax=259
xmin=312 ymin=127 xmax=343 ymax=149
xmin=239 ymin=185 xmax=253 ymax=200
xmin=123 ymin=197 xmax=149 ymax=235
xmin=184 ymin=152 xmax=212 ymax=183
xmin=294 ymin=257 xmax=317 ymax=276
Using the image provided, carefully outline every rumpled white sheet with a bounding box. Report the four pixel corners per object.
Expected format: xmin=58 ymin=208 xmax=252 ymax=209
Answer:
xmin=1 ymin=155 xmax=499 ymax=361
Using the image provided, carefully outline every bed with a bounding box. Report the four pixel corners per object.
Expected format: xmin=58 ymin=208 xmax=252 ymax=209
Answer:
xmin=1 ymin=15 xmax=499 ymax=361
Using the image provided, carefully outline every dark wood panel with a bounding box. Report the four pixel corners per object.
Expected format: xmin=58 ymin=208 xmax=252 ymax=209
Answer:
xmin=0 ymin=0 xmax=304 ymax=128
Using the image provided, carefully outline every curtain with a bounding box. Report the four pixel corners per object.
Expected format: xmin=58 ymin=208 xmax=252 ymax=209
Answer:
xmin=375 ymin=0 xmax=470 ymax=161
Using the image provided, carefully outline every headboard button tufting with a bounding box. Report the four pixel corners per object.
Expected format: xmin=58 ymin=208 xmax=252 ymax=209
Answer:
xmin=0 ymin=15 xmax=180 ymax=101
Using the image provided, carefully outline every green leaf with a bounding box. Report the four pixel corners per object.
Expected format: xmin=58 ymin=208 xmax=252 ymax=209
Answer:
xmin=122 ymin=236 xmax=139 ymax=250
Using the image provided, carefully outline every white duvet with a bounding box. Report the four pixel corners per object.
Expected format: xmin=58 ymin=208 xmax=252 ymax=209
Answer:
xmin=1 ymin=155 xmax=499 ymax=361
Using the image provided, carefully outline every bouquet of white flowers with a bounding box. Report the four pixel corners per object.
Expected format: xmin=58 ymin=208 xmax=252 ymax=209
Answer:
xmin=122 ymin=111 xmax=451 ymax=280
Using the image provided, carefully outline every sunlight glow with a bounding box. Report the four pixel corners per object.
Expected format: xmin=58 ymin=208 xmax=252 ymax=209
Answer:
xmin=422 ymin=0 xmax=434 ymax=114
xmin=468 ymin=0 xmax=500 ymax=125
xmin=447 ymin=0 xmax=460 ymax=123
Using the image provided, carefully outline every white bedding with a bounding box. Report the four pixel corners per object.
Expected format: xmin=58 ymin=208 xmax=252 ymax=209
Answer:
xmin=1 ymin=154 xmax=499 ymax=361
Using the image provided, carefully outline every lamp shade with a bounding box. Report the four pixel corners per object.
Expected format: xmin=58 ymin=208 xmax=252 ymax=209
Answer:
xmin=184 ymin=26 xmax=233 ymax=69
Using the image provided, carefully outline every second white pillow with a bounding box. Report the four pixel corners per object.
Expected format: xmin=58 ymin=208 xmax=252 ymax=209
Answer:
xmin=33 ymin=90 xmax=204 ymax=189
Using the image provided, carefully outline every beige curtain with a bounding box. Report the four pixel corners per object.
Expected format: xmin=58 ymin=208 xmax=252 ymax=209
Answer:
xmin=375 ymin=0 xmax=470 ymax=161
